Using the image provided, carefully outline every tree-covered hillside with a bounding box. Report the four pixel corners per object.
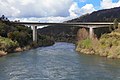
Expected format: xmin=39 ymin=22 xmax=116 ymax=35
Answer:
xmin=0 ymin=15 xmax=54 ymax=56
xmin=66 ymin=7 xmax=120 ymax=22
xmin=38 ymin=26 xmax=80 ymax=43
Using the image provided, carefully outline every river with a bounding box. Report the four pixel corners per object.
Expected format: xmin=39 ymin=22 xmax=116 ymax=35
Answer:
xmin=0 ymin=42 xmax=120 ymax=80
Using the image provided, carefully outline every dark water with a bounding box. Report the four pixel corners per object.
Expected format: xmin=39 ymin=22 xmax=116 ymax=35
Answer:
xmin=0 ymin=42 xmax=120 ymax=80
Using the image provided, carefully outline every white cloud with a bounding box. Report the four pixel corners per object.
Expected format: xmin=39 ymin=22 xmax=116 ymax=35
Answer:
xmin=10 ymin=3 xmax=95 ymax=22
xmin=69 ymin=2 xmax=80 ymax=17
xmin=69 ymin=3 xmax=95 ymax=17
xmin=0 ymin=1 xmax=20 ymax=17
xmin=0 ymin=0 xmax=73 ymax=18
xmin=80 ymin=4 xmax=96 ymax=14
xmin=10 ymin=16 xmax=72 ymax=23
xmin=101 ymin=0 xmax=120 ymax=9
xmin=0 ymin=0 xmax=96 ymax=22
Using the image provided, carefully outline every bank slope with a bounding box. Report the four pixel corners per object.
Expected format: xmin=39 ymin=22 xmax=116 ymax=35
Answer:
xmin=76 ymin=29 xmax=120 ymax=59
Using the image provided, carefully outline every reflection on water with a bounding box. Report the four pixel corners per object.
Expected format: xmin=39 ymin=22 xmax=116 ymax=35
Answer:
xmin=0 ymin=42 xmax=120 ymax=80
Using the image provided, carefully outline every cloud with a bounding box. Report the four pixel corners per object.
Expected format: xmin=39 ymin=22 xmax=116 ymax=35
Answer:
xmin=10 ymin=3 xmax=95 ymax=22
xmin=10 ymin=16 xmax=72 ymax=23
xmin=0 ymin=0 xmax=73 ymax=18
xmin=11 ymin=3 xmax=95 ymax=22
xmin=69 ymin=3 xmax=95 ymax=17
xmin=0 ymin=0 xmax=20 ymax=17
xmin=101 ymin=0 xmax=120 ymax=9
xmin=69 ymin=2 xmax=80 ymax=17
xmin=80 ymin=4 xmax=96 ymax=14
xmin=0 ymin=0 xmax=96 ymax=22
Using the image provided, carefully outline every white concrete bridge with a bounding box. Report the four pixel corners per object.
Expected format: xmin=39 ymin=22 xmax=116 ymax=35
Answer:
xmin=11 ymin=22 xmax=119 ymax=42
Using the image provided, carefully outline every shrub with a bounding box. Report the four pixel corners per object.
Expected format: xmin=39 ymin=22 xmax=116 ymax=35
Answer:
xmin=7 ymin=31 xmax=32 ymax=47
xmin=0 ymin=37 xmax=19 ymax=52
xmin=77 ymin=28 xmax=89 ymax=41
xmin=78 ymin=38 xmax=92 ymax=49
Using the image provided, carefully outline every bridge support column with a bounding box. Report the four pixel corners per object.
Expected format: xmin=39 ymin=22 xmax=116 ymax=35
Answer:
xmin=33 ymin=26 xmax=37 ymax=42
xmin=89 ymin=27 xmax=94 ymax=39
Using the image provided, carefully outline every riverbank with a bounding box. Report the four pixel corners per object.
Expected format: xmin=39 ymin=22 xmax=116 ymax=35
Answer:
xmin=0 ymin=36 xmax=55 ymax=57
xmin=76 ymin=30 xmax=120 ymax=59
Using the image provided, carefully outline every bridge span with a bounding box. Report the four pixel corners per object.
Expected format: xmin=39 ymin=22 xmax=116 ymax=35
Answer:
xmin=11 ymin=22 xmax=118 ymax=42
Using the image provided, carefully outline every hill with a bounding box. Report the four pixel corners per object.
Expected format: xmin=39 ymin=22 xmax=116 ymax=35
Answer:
xmin=38 ymin=26 xmax=80 ymax=43
xmin=66 ymin=7 xmax=120 ymax=22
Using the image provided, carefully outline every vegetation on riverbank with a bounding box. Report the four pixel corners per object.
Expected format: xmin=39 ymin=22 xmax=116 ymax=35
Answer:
xmin=0 ymin=15 xmax=55 ymax=56
xmin=76 ymin=19 xmax=120 ymax=59
xmin=0 ymin=37 xmax=18 ymax=56
xmin=38 ymin=26 xmax=79 ymax=43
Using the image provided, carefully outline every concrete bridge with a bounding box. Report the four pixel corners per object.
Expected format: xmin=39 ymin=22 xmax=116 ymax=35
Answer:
xmin=11 ymin=22 xmax=119 ymax=42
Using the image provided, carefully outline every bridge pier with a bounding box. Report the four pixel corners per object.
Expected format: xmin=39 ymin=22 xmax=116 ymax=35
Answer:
xmin=33 ymin=26 xmax=37 ymax=42
xmin=89 ymin=27 xmax=94 ymax=39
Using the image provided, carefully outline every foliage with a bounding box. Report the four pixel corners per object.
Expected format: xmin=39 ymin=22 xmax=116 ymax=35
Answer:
xmin=0 ymin=37 xmax=18 ymax=52
xmin=77 ymin=28 xmax=89 ymax=41
xmin=38 ymin=34 xmax=55 ymax=46
xmin=77 ymin=38 xmax=92 ymax=49
xmin=8 ymin=31 xmax=32 ymax=47
xmin=30 ymin=35 xmax=55 ymax=48
xmin=16 ymin=25 xmax=32 ymax=33
xmin=38 ymin=26 xmax=79 ymax=43
xmin=0 ymin=21 xmax=15 ymax=37
xmin=100 ymin=32 xmax=120 ymax=48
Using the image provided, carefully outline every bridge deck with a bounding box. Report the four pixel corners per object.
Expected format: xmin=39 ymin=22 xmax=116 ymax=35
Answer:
xmin=11 ymin=22 xmax=118 ymax=27
xmin=11 ymin=21 xmax=120 ymax=29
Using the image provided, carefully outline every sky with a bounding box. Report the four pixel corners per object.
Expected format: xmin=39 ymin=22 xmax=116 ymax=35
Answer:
xmin=0 ymin=0 xmax=120 ymax=22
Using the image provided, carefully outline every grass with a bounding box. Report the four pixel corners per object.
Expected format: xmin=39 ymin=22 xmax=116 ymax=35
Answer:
xmin=78 ymin=38 xmax=92 ymax=49
xmin=0 ymin=37 xmax=19 ymax=52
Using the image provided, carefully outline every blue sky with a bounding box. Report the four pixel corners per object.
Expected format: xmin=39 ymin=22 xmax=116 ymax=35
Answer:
xmin=75 ymin=0 xmax=100 ymax=8
xmin=0 ymin=0 xmax=120 ymax=22
xmin=75 ymin=0 xmax=119 ymax=10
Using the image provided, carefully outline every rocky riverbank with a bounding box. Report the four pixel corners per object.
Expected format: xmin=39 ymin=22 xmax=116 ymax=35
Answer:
xmin=0 ymin=36 xmax=55 ymax=57
xmin=0 ymin=42 xmax=54 ymax=57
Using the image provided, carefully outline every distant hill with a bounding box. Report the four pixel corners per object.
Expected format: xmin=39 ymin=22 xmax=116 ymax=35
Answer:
xmin=66 ymin=7 xmax=120 ymax=22
xmin=38 ymin=26 xmax=80 ymax=43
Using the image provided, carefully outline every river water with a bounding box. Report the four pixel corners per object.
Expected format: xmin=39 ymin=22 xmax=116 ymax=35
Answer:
xmin=0 ymin=42 xmax=120 ymax=80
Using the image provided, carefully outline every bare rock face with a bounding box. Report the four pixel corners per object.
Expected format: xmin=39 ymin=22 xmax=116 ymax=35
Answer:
xmin=0 ymin=51 xmax=7 ymax=56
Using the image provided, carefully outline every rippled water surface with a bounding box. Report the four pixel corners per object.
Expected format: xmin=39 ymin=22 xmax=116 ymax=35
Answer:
xmin=0 ymin=42 xmax=120 ymax=80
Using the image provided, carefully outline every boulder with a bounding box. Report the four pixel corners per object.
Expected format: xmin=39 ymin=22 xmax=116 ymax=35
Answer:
xmin=0 ymin=51 xmax=7 ymax=56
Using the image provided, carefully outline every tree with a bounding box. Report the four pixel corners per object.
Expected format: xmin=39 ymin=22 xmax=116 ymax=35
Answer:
xmin=8 ymin=31 xmax=32 ymax=47
xmin=77 ymin=28 xmax=89 ymax=41
xmin=113 ymin=18 xmax=118 ymax=30
xmin=1 ymin=15 xmax=5 ymax=20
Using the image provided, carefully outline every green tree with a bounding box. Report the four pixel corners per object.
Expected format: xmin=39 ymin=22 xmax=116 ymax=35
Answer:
xmin=8 ymin=31 xmax=32 ymax=47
